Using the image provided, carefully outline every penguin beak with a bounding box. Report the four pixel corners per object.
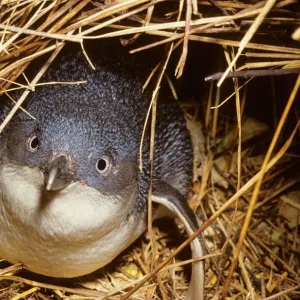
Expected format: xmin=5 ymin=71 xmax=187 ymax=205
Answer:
xmin=44 ymin=154 xmax=75 ymax=191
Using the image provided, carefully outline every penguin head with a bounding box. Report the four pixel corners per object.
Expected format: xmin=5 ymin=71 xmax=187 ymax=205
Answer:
xmin=2 ymin=49 xmax=149 ymax=203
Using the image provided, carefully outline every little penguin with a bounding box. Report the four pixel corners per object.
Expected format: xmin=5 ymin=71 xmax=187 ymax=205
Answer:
xmin=0 ymin=44 xmax=205 ymax=299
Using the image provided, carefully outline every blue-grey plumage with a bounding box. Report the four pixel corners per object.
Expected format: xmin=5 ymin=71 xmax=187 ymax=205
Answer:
xmin=0 ymin=44 xmax=204 ymax=299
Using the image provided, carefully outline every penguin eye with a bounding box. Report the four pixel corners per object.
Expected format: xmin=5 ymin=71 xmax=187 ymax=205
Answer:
xmin=96 ymin=156 xmax=111 ymax=175
xmin=27 ymin=134 xmax=39 ymax=152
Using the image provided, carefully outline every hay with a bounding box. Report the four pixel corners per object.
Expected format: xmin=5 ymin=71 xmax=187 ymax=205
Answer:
xmin=0 ymin=0 xmax=299 ymax=299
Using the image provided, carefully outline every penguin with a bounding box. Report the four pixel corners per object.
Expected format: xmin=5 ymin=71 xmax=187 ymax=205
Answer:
xmin=0 ymin=43 xmax=205 ymax=300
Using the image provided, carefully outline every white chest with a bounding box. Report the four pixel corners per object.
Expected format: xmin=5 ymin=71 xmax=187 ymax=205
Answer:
xmin=0 ymin=164 xmax=146 ymax=277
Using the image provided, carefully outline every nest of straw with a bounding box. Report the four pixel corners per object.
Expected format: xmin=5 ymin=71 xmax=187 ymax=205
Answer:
xmin=0 ymin=0 xmax=299 ymax=299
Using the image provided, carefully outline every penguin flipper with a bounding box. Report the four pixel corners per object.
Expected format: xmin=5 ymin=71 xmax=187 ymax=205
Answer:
xmin=152 ymin=181 xmax=205 ymax=300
